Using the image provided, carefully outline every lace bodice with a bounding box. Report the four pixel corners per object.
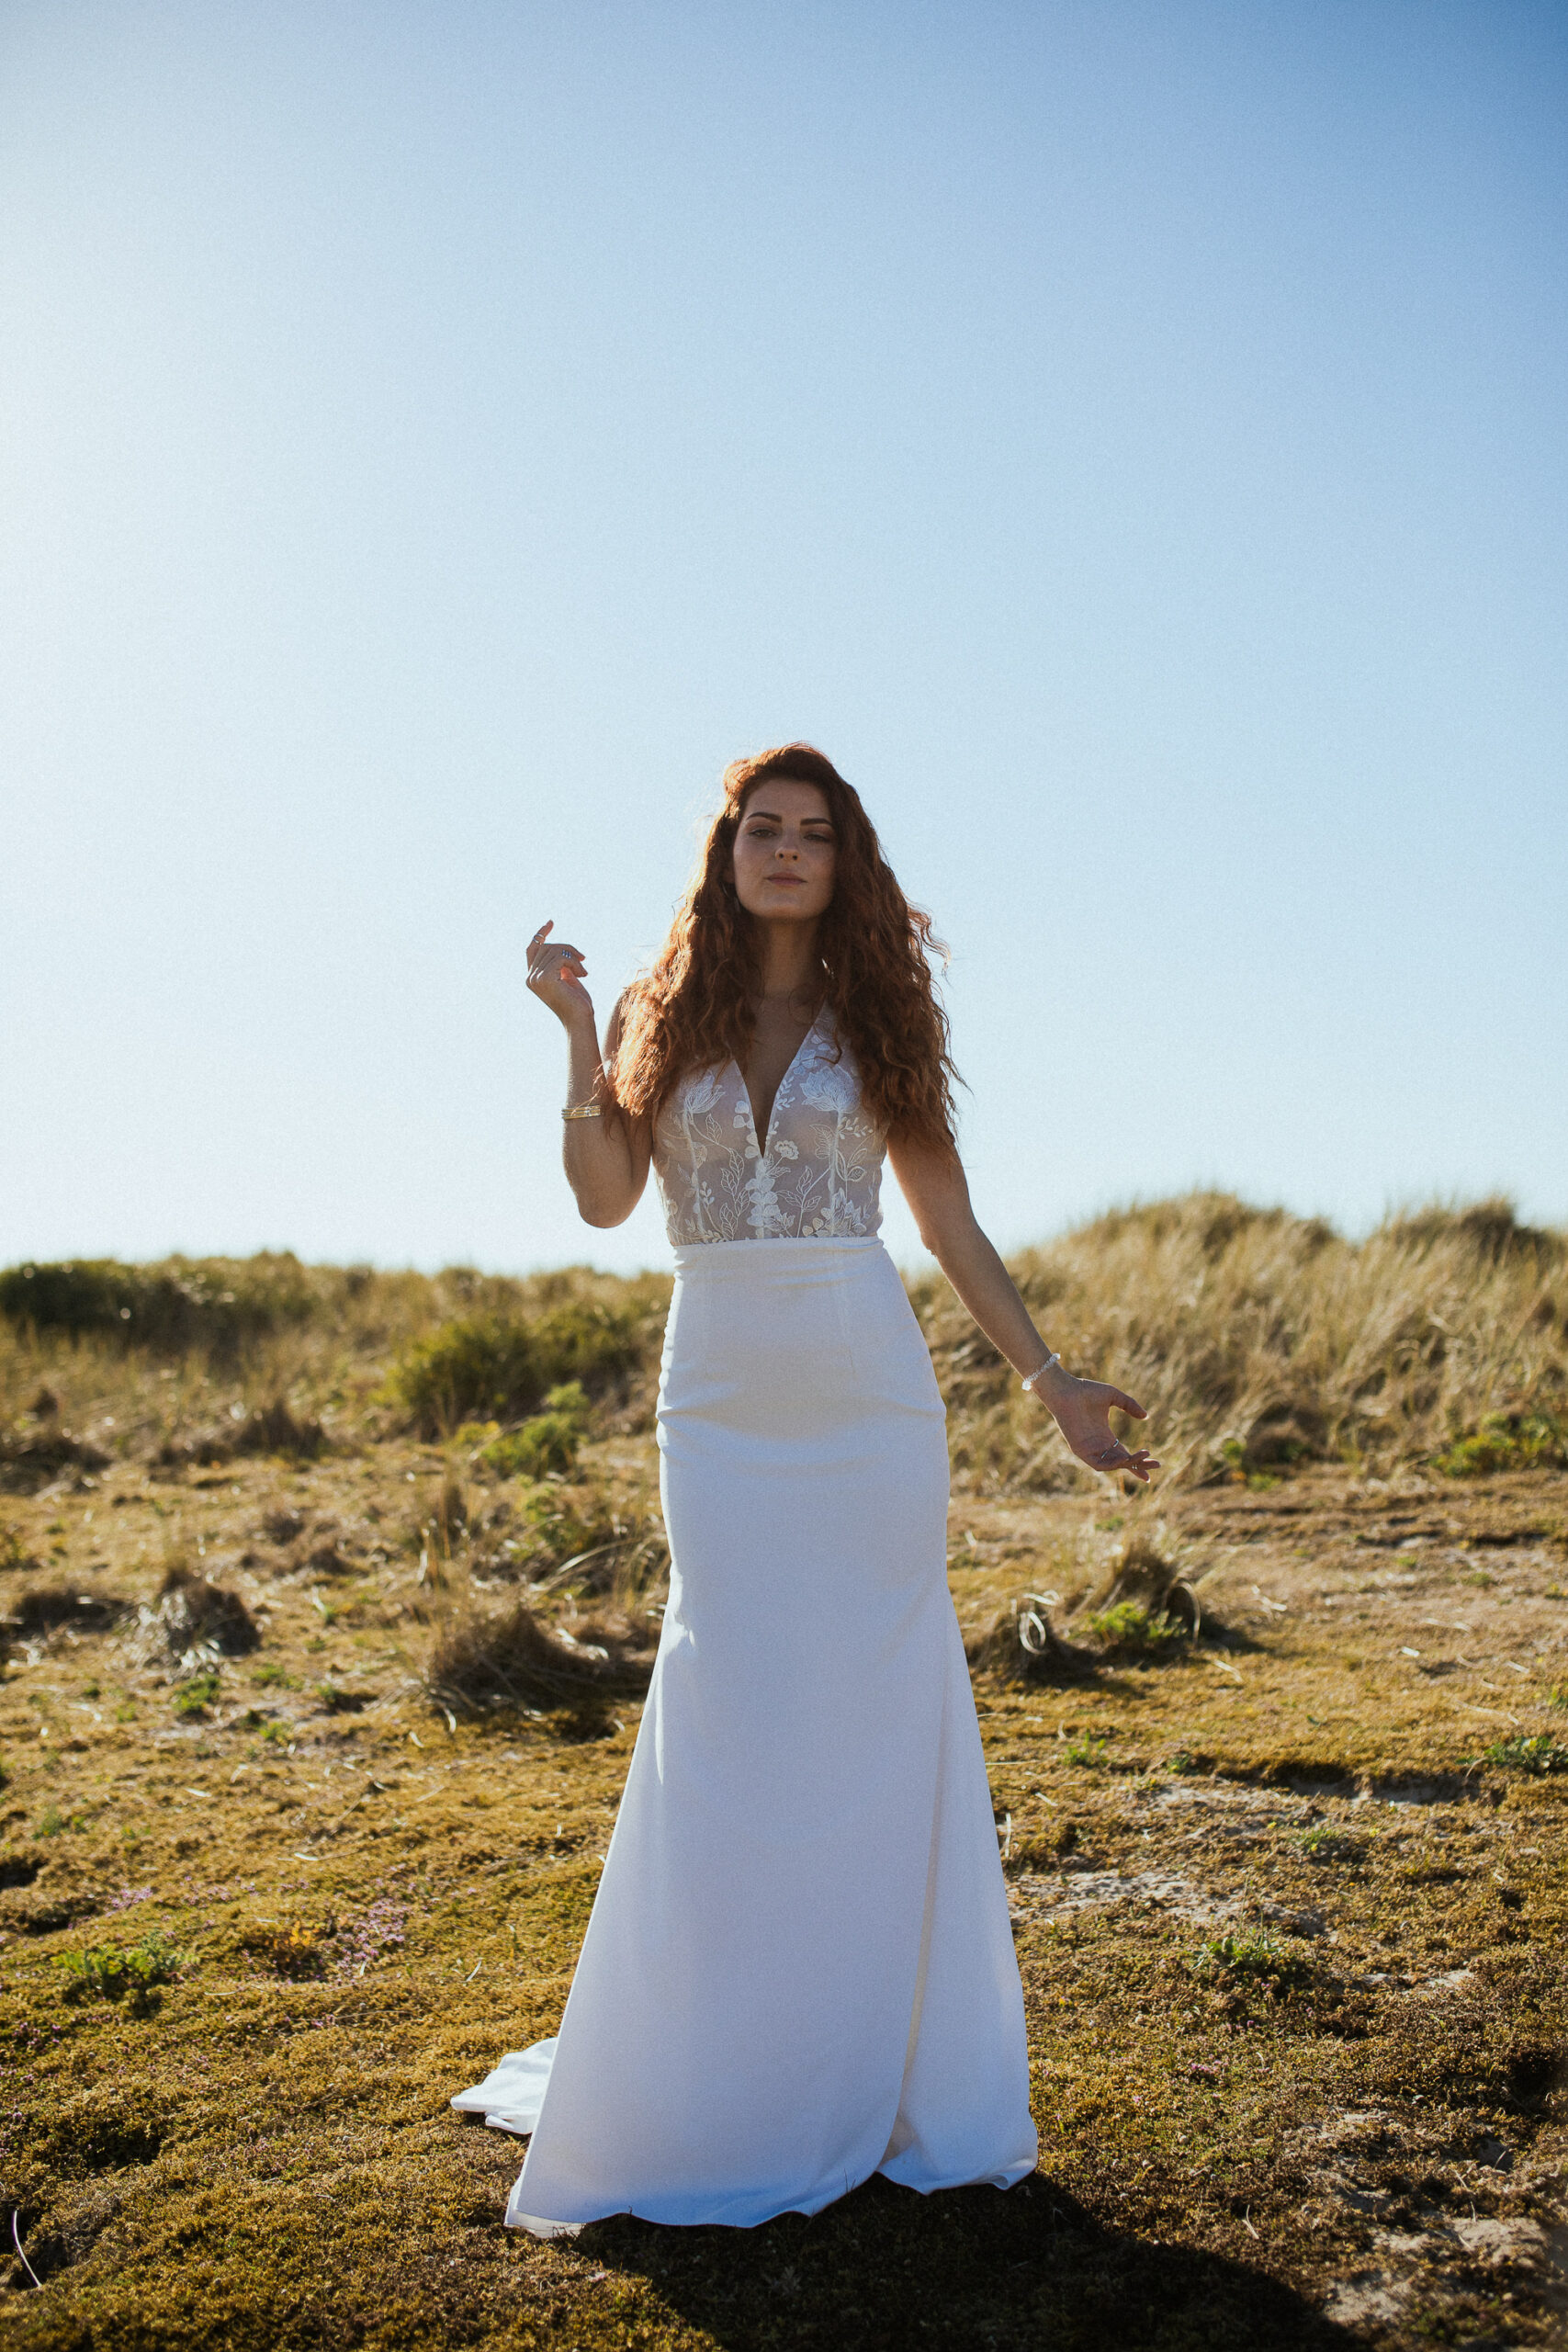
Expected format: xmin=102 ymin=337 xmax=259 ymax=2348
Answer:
xmin=651 ymin=1013 xmax=886 ymax=1245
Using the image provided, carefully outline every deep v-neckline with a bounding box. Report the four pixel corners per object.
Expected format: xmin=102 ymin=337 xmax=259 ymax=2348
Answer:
xmin=735 ymin=1012 xmax=823 ymax=1159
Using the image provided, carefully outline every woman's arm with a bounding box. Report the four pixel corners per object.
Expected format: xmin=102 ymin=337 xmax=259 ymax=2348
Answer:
xmin=887 ymin=1133 xmax=1158 ymax=1483
xmin=526 ymin=923 xmax=651 ymax=1229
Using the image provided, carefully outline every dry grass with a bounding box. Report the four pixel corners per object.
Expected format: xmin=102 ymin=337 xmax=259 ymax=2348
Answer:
xmin=2 ymin=1196 xmax=1566 ymax=2349
xmin=917 ymin=1192 xmax=1568 ymax=1490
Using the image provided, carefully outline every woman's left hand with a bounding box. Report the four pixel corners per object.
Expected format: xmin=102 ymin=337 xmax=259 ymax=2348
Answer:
xmin=1041 ymin=1374 xmax=1160 ymax=1484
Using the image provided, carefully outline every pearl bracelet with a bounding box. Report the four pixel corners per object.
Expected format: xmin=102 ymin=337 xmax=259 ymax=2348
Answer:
xmin=1021 ymin=1351 xmax=1060 ymax=1394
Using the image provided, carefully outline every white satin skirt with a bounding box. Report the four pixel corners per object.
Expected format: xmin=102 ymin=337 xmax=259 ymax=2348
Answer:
xmin=452 ymin=1237 xmax=1036 ymax=2233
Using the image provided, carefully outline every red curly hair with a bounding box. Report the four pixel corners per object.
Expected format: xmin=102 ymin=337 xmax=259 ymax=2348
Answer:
xmin=611 ymin=744 xmax=958 ymax=1149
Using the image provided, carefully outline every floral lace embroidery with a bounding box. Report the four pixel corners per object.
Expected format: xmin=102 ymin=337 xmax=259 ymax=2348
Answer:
xmin=652 ymin=1015 xmax=886 ymax=1245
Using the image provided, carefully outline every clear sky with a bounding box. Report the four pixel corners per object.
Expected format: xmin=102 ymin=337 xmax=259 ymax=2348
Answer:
xmin=2 ymin=0 xmax=1563 ymax=1278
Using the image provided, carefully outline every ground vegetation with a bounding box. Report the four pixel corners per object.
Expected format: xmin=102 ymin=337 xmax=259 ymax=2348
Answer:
xmin=1 ymin=1196 xmax=1564 ymax=2347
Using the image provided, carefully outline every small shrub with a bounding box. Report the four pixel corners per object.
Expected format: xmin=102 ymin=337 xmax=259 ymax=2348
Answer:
xmin=251 ymin=1662 xmax=298 ymax=1690
xmin=481 ymin=1383 xmax=592 ymax=1479
xmin=58 ymin=1930 xmax=184 ymax=2012
xmin=34 ymin=1802 xmax=72 ymax=1838
xmin=1079 ymin=1534 xmax=1203 ymax=1647
xmin=1064 ymin=1733 xmax=1109 ymax=1769
xmin=1434 ymin=1410 xmax=1568 ymax=1478
xmin=387 ymin=1305 xmax=642 ymax=1437
xmin=1083 ymin=1600 xmax=1188 ymax=1657
xmin=1466 ymin=1734 xmax=1568 ymax=1776
xmin=0 ymin=1254 xmax=317 ymax=1358
xmin=172 ymin=1669 xmax=221 ymax=1720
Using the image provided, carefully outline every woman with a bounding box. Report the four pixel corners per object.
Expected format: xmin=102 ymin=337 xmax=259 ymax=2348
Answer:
xmin=455 ymin=744 xmax=1156 ymax=2235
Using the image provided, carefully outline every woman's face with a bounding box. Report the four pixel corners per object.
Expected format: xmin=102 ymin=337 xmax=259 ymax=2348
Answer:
xmin=730 ymin=780 xmax=838 ymax=927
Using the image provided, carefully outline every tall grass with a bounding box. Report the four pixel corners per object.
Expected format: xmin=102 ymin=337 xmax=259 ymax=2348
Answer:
xmin=3 ymin=1195 xmax=1562 ymax=1488
xmin=914 ymin=1192 xmax=1566 ymax=1487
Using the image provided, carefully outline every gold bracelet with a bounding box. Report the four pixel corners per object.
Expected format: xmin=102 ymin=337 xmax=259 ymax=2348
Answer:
xmin=562 ymin=1102 xmax=604 ymax=1121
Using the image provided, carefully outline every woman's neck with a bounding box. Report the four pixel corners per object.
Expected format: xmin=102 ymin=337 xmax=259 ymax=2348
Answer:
xmin=752 ymin=922 xmax=823 ymax=1007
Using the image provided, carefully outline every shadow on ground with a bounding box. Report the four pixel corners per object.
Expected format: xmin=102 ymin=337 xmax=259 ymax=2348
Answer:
xmin=583 ymin=2172 xmax=1355 ymax=2352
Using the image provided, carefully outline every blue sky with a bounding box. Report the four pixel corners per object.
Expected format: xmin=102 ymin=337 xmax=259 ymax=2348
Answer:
xmin=2 ymin=0 xmax=1563 ymax=1276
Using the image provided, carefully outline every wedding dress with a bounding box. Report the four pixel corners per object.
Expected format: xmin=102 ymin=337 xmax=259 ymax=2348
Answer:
xmin=453 ymin=1013 xmax=1036 ymax=2232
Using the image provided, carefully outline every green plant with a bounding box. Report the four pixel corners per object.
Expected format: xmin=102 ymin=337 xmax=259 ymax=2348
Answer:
xmin=259 ymin=1719 xmax=293 ymax=1747
xmin=481 ymin=1382 xmax=592 ymax=1479
xmin=34 ymin=1801 xmax=72 ymax=1838
xmin=1064 ymin=1733 xmax=1109 ymax=1769
xmin=251 ymin=1662 xmax=298 ymax=1689
xmin=1465 ymin=1733 xmax=1568 ymax=1776
xmin=386 ymin=1305 xmax=641 ymax=1437
xmin=172 ymin=1669 xmax=221 ymax=1719
xmin=1188 ymin=1932 xmax=1312 ymax=1993
xmin=1434 ymin=1410 xmax=1568 ymax=1478
xmin=58 ymin=1929 xmax=184 ymax=2012
xmin=1083 ymin=1600 xmax=1188 ymax=1656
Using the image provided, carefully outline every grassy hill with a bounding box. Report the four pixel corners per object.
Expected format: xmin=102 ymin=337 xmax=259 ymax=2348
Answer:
xmin=1 ymin=1195 xmax=1564 ymax=2349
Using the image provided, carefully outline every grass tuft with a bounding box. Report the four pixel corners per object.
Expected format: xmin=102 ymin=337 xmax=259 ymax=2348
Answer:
xmin=425 ymin=1597 xmax=657 ymax=1724
xmin=57 ymin=1929 xmax=184 ymax=2011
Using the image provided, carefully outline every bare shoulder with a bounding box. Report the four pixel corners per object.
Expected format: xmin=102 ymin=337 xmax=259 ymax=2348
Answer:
xmin=603 ymin=986 xmax=637 ymax=1059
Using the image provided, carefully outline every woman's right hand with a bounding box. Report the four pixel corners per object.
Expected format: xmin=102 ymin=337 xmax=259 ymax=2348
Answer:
xmin=526 ymin=921 xmax=595 ymax=1031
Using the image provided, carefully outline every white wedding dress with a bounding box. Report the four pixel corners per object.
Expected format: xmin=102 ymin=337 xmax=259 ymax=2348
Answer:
xmin=453 ymin=1014 xmax=1036 ymax=2233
